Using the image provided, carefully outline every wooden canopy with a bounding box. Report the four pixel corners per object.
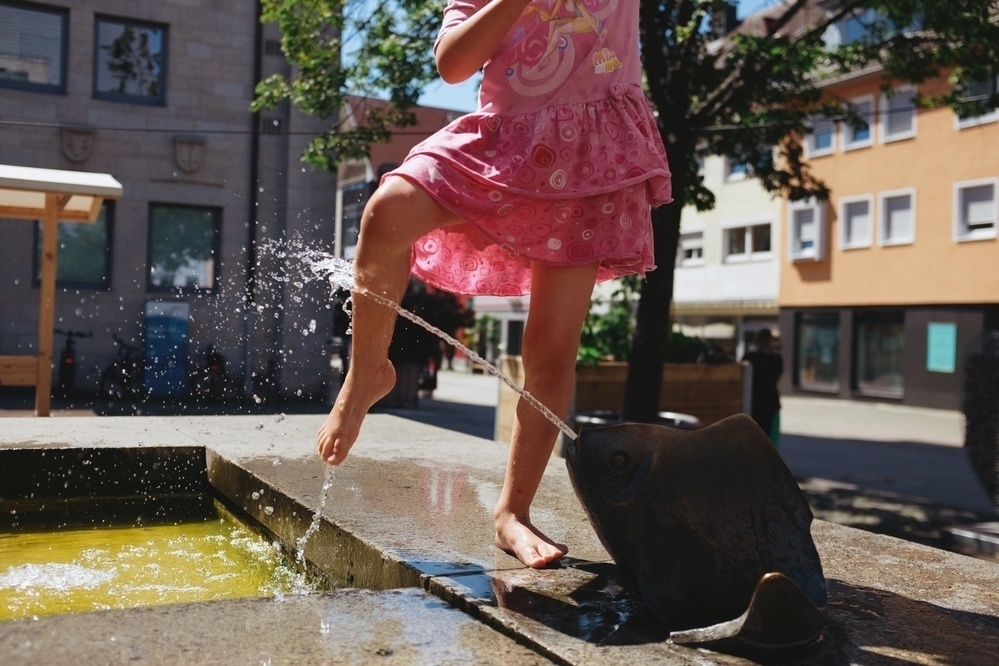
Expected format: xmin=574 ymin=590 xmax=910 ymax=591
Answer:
xmin=0 ymin=164 xmax=123 ymax=416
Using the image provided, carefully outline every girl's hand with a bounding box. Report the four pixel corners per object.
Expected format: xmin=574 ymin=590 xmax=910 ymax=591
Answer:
xmin=436 ymin=0 xmax=534 ymax=84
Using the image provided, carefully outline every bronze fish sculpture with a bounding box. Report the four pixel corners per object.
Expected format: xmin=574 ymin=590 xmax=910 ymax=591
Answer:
xmin=563 ymin=414 xmax=826 ymax=652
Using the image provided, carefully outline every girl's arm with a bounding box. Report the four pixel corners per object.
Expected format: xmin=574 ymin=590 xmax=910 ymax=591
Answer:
xmin=436 ymin=0 xmax=534 ymax=84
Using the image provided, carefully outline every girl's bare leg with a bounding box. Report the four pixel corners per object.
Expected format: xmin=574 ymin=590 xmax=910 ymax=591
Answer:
xmin=494 ymin=261 xmax=599 ymax=568
xmin=317 ymin=177 xmax=460 ymax=465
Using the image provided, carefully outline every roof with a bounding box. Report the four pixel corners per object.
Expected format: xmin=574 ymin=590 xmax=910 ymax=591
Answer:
xmin=0 ymin=164 xmax=123 ymax=223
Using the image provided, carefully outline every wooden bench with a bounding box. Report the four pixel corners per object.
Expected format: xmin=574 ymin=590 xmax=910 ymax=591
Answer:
xmin=0 ymin=355 xmax=38 ymax=387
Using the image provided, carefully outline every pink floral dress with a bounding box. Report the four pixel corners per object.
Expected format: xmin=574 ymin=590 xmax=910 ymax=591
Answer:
xmin=389 ymin=0 xmax=672 ymax=296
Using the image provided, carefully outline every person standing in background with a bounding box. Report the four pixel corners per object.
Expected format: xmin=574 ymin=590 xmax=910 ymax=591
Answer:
xmin=743 ymin=329 xmax=783 ymax=447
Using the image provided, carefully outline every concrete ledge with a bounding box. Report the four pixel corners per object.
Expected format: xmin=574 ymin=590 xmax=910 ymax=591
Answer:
xmin=3 ymin=413 xmax=999 ymax=664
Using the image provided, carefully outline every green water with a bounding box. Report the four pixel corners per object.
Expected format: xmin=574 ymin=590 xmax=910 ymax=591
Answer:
xmin=0 ymin=501 xmax=312 ymax=621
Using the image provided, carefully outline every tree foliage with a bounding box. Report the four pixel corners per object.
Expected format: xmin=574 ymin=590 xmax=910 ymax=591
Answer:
xmin=252 ymin=0 xmax=441 ymax=169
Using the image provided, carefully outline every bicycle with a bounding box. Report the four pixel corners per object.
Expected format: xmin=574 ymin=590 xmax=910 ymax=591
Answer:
xmin=98 ymin=334 xmax=142 ymax=403
xmin=54 ymin=329 xmax=92 ymax=398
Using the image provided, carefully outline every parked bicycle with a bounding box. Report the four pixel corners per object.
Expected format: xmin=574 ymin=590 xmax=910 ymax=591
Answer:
xmin=190 ymin=343 xmax=230 ymax=403
xmin=54 ymin=328 xmax=92 ymax=398
xmin=98 ymin=334 xmax=142 ymax=403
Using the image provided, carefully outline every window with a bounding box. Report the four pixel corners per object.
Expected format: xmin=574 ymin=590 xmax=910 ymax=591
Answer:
xmin=723 ymin=223 xmax=772 ymax=262
xmin=805 ymin=116 xmax=835 ymax=157
xmin=34 ymin=202 xmax=114 ymax=289
xmin=954 ymin=179 xmax=998 ymax=242
xmin=93 ymin=15 xmax=167 ymax=105
xmin=956 ymin=76 xmax=999 ymax=128
xmin=854 ymin=311 xmax=904 ymax=398
xmin=878 ymin=189 xmax=915 ymax=246
xmin=678 ymin=230 xmax=704 ymax=267
xmin=839 ymin=195 xmax=872 ymax=249
xmin=796 ymin=312 xmax=840 ymax=392
xmin=880 ymin=87 xmax=916 ymax=142
xmin=788 ymin=199 xmax=825 ymax=261
xmin=725 ymin=159 xmax=748 ymax=181
xmin=844 ymin=95 xmax=873 ymax=150
xmin=148 ymin=204 xmax=220 ymax=293
xmin=0 ymin=1 xmax=67 ymax=93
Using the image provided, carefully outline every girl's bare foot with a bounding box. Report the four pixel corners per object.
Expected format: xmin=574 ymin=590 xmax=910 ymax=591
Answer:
xmin=317 ymin=360 xmax=396 ymax=465
xmin=495 ymin=511 xmax=568 ymax=569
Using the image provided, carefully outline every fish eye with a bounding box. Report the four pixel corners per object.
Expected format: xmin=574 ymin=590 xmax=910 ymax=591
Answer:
xmin=610 ymin=451 xmax=629 ymax=469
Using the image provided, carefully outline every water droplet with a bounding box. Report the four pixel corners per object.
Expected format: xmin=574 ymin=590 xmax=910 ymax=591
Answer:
xmin=263 ymin=506 xmax=274 ymax=516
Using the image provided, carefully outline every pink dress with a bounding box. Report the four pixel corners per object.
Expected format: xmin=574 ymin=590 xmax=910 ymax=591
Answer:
xmin=389 ymin=0 xmax=672 ymax=296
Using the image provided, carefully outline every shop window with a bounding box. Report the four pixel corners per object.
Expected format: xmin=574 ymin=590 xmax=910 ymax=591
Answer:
xmin=148 ymin=204 xmax=220 ymax=293
xmin=93 ymin=15 xmax=167 ymax=105
xmin=839 ymin=195 xmax=873 ymax=249
xmin=854 ymin=311 xmax=904 ymax=398
xmin=0 ymin=1 xmax=67 ymax=93
xmin=954 ymin=179 xmax=998 ymax=242
xmin=880 ymin=86 xmax=916 ymax=142
xmin=878 ymin=189 xmax=915 ymax=246
xmin=796 ymin=312 xmax=840 ymax=392
xmin=34 ymin=202 xmax=114 ymax=289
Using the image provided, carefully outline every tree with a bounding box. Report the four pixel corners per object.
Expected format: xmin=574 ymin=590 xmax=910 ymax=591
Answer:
xmin=252 ymin=0 xmax=441 ymax=170
xmin=624 ymin=0 xmax=999 ymax=421
xmin=255 ymin=0 xmax=999 ymax=419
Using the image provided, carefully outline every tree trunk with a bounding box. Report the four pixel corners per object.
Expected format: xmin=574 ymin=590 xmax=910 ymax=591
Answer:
xmin=622 ymin=201 xmax=682 ymax=422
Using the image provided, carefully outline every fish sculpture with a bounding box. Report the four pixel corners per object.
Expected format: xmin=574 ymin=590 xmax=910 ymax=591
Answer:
xmin=563 ymin=414 xmax=827 ymax=652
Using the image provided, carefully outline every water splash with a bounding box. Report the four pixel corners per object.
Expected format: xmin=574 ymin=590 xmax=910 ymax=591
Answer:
xmin=295 ymin=466 xmax=335 ymax=564
xmin=285 ymin=244 xmax=578 ymax=442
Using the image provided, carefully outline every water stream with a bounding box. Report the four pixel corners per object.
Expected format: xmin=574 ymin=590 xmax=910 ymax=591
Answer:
xmin=284 ymin=245 xmax=580 ymax=559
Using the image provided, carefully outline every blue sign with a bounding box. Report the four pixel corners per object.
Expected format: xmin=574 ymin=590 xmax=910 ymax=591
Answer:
xmin=926 ymin=322 xmax=957 ymax=374
xmin=144 ymin=301 xmax=189 ymax=395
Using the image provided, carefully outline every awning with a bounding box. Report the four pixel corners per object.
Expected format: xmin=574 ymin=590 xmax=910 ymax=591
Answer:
xmin=0 ymin=164 xmax=123 ymax=416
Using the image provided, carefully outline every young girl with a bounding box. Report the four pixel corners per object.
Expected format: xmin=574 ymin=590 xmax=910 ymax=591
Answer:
xmin=317 ymin=0 xmax=671 ymax=568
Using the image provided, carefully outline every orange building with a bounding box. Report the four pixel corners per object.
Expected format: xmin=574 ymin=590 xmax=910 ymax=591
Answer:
xmin=778 ymin=69 xmax=999 ymax=409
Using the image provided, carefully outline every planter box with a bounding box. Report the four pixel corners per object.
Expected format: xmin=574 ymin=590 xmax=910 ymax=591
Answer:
xmin=495 ymin=356 xmax=747 ymax=443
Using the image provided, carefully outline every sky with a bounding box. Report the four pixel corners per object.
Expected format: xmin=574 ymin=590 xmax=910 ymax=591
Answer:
xmin=417 ymin=0 xmax=781 ymax=112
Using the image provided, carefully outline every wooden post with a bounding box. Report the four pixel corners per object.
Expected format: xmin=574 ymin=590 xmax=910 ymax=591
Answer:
xmin=35 ymin=193 xmax=62 ymax=416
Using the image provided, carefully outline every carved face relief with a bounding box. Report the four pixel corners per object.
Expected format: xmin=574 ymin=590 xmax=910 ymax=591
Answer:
xmin=61 ymin=128 xmax=95 ymax=163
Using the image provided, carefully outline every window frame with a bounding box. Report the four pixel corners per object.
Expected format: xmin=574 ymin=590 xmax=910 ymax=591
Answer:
xmin=879 ymin=86 xmax=917 ymax=143
xmin=146 ymin=203 xmax=222 ymax=295
xmin=788 ymin=198 xmax=826 ymax=262
xmin=722 ymin=219 xmax=773 ymax=264
xmin=0 ymin=0 xmax=69 ymax=94
xmin=953 ymin=178 xmax=998 ymax=243
xmin=32 ymin=201 xmax=115 ymax=290
xmin=92 ymin=13 xmax=168 ymax=106
xmin=678 ymin=229 xmax=705 ymax=267
xmin=838 ymin=194 xmax=873 ymax=250
xmin=843 ymin=94 xmax=874 ymax=151
xmin=724 ymin=157 xmax=749 ymax=182
xmin=956 ymin=76 xmax=999 ymax=129
xmin=804 ymin=115 xmax=836 ymax=158
xmin=877 ymin=188 xmax=916 ymax=247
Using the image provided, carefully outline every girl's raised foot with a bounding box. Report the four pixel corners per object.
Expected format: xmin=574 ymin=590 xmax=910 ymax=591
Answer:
xmin=317 ymin=360 xmax=396 ymax=465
